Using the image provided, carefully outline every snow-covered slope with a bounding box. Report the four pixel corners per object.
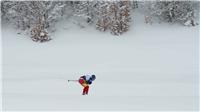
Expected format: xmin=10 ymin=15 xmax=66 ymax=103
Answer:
xmin=2 ymin=12 xmax=199 ymax=111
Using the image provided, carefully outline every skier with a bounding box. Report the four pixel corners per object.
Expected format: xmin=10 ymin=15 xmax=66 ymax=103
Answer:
xmin=78 ymin=74 xmax=96 ymax=95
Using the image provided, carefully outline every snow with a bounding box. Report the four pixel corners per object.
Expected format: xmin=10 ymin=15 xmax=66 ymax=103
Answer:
xmin=40 ymin=32 xmax=45 ymax=37
xmin=184 ymin=20 xmax=192 ymax=26
xmin=1 ymin=11 xmax=199 ymax=111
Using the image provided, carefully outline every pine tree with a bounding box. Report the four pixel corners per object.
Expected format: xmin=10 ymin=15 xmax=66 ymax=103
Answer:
xmin=95 ymin=1 xmax=131 ymax=35
xmin=109 ymin=1 xmax=131 ymax=35
xmin=1 ymin=1 xmax=30 ymax=30
xmin=131 ymin=1 xmax=139 ymax=9
xmin=95 ymin=1 xmax=111 ymax=31
xmin=145 ymin=1 xmax=199 ymax=26
xmin=71 ymin=1 xmax=97 ymax=25
xmin=1 ymin=1 xmax=66 ymax=42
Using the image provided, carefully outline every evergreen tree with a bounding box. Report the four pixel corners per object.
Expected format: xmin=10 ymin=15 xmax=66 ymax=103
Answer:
xmin=95 ymin=1 xmax=111 ymax=31
xmin=131 ymin=1 xmax=139 ymax=9
xmin=95 ymin=1 xmax=131 ymax=35
xmin=71 ymin=1 xmax=97 ymax=25
xmin=1 ymin=1 xmax=66 ymax=42
xmin=109 ymin=1 xmax=131 ymax=35
xmin=146 ymin=1 xmax=199 ymax=26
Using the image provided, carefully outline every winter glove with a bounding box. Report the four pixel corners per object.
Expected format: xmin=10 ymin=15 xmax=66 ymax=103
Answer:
xmin=87 ymin=79 xmax=92 ymax=85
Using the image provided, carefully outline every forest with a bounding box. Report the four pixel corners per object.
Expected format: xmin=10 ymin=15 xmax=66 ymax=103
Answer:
xmin=1 ymin=1 xmax=199 ymax=42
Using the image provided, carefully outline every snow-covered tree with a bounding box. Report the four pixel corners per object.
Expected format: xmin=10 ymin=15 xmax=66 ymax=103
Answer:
xmin=1 ymin=1 xmax=30 ymax=30
xmin=69 ymin=1 xmax=131 ymax=35
xmin=71 ymin=1 xmax=95 ymax=23
xmin=1 ymin=1 xmax=16 ymax=22
xmin=130 ymin=1 xmax=139 ymax=9
xmin=95 ymin=1 xmax=111 ymax=31
xmin=145 ymin=1 xmax=199 ymax=26
xmin=1 ymin=1 xmax=66 ymax=42
xmin=95 ymin=1 xmax=131 ymax=35
xmin=109 ymin=1 xmax=131 ymax=35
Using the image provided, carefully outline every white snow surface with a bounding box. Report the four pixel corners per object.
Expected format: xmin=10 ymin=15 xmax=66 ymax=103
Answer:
xmin=1 ymin=12 xmax=199 ymax=111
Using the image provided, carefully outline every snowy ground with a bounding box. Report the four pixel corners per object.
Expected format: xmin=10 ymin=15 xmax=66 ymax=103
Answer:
xmin=1 ymin=12 xmax=199 ymax=111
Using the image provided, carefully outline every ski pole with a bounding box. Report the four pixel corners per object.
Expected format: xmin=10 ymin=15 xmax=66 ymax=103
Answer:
xmin=68 ymin=80 xmax=78 ymax=82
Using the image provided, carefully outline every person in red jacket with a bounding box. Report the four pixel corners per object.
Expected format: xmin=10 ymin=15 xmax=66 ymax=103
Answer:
xmin=79 ymin=74 xmax=96 ymax=95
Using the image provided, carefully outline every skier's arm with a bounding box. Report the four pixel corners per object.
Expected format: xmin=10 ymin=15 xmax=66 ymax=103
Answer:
xmin=87 ymin=79 xmax=92 ymax=85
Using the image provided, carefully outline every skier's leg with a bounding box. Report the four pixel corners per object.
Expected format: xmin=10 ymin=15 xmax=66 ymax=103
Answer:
xmin=82 ymin=87 xmax=85 ymax=95
xmin=85 ymin=86 xmax=89 ymax=95
xmin=83 ymin=86 xmax=87 ymax=95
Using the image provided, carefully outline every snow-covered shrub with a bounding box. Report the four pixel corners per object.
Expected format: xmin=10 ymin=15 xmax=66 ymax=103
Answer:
xmin=145 ymin=1 xmax=199 ymax=26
